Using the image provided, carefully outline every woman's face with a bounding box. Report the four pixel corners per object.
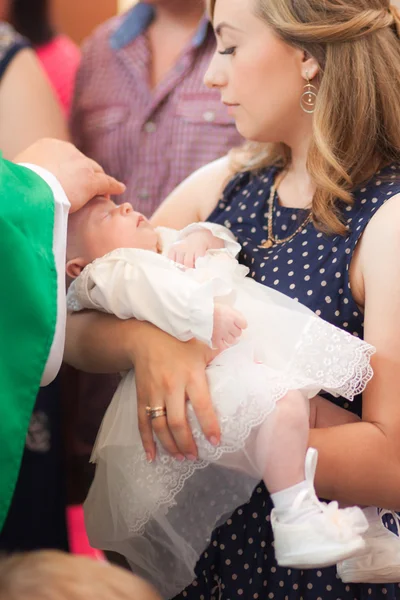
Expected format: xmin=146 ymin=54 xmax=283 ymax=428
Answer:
xmin=204 ymin=0 xmax=316 ymax=145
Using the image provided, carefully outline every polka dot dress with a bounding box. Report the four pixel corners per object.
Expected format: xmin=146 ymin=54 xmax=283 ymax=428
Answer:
xmin=172 ymin=163 xmax=400 ymax=600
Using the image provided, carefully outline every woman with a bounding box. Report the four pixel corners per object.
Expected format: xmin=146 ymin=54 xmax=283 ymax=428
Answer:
xmin=66 ymin=0 xmax=400 ymax=597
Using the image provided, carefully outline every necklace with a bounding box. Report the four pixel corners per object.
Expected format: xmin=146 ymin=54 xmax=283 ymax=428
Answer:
xmin=259 ymin=175 xmax=313 ymax=249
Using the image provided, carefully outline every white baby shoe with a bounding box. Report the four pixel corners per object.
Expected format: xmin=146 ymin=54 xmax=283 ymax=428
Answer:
xmin=271 ymin=448 xmax=369 ymax=569
xmin=337 ymin=509 xmax=400 ymax=583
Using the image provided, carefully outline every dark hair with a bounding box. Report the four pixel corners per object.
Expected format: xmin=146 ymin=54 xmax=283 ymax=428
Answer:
xmin=9 ymin=0 xmax=54 ymax=46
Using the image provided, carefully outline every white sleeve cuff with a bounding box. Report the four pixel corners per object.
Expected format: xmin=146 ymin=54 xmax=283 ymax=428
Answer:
xmin=19 ymin=164 xmax=70 ymax=386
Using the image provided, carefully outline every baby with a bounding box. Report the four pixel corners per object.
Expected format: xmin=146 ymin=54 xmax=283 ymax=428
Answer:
xmin=0 ymin=550 xmax=160 ymax=600
xmin=66 ymin=197 xmax=400 ymax=597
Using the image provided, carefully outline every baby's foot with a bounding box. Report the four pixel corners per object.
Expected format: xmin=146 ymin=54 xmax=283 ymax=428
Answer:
xmin=272 ymin=448 xmax=368 ymax=569
xmin=337 ymin=508 xmax=400 ymax=583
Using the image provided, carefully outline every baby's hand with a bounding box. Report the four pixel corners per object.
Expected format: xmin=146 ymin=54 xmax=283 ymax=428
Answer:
xmin=168 ymin=229 xmax=225 ymax=268
xmin=212 ymin=303 xmax=247 ymax=351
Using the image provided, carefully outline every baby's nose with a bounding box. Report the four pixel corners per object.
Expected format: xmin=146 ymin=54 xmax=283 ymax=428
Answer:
xmin=119 ymin=202 xmax=133 ymax=215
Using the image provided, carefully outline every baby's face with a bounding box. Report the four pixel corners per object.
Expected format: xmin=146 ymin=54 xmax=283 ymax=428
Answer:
xmin=67 ymin=196 xmax=159 ymax=269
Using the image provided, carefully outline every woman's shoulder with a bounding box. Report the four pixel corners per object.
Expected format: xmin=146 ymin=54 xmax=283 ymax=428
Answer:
xmin=220 ymin=165 xmax=275 ymax=204
xmin=0 ymin=22 xmax=30 ymax=81
xmin=353 ymin=163 xmax=400 ymax=203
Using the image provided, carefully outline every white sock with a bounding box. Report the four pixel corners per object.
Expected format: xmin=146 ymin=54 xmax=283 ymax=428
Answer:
xmin=271 ymin=480 xmax=321 ymax=524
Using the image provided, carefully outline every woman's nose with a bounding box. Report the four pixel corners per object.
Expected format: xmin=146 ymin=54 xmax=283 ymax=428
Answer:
xmin=204 ymin=53 xmax=227 ymax=89
xmin=119 ymin=202 xmax=133 ymax=215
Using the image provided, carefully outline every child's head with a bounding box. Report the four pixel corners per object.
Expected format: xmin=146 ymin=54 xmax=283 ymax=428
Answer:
xmin=0 ymin=551 xmax=161 ymax=600
xmin=66 ymin=196 xmax=159 ymax=278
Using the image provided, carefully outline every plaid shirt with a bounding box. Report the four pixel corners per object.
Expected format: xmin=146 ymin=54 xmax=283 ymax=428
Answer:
xmin=70 ymin=3 xmax=242 ymax=217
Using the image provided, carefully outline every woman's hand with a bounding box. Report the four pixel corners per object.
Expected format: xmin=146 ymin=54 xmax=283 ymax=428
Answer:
xmin=129 ymin=321 xmax=221 ymax=461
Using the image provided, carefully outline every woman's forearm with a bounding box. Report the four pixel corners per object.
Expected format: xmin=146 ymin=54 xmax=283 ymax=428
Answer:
xmin=311 ymin=421 xmax=400 ymax=509
xmin=64 ymin=311 xmax=144 ymax=372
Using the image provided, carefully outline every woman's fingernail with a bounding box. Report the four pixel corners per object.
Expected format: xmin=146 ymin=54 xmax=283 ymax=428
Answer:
xmin=186 ymin=454 xmax=197 ymax=462
xmin=146 ymin=452 xmax=153 ymax=463
xmin=210 ymin=436 xmax=219 ymax=447
xmin=175 ymin=454 xmax=185 ymax=462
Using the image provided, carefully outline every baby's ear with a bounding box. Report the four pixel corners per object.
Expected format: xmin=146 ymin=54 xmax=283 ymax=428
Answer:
xmin=66 ymin=257 xmax=87 ymax=279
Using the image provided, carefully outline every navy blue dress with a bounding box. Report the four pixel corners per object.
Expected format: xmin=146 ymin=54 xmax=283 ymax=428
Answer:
xmin=173 ymin=163 xmax=400 ymax=600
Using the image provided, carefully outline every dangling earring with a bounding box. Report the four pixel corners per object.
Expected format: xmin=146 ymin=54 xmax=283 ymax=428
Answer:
xmin=300 ymin=71 xmax=317 ymax=114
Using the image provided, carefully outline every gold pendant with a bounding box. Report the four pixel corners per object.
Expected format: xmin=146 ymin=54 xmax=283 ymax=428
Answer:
xmin=259 ymin=239 xmax=274 ymax=249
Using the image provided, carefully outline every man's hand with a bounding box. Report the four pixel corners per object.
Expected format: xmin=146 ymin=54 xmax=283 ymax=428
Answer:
xmin=14 ymin=138 xmax=126 ymax=213
xmin=168 ymin=228 xmax=225 ymax=268
xmin=212 ymin=303 xmax=247 ymax=351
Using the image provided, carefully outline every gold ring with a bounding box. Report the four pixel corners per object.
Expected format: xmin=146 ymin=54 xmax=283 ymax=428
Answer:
xmin=145 ymin=406 xmax=167 ymax=420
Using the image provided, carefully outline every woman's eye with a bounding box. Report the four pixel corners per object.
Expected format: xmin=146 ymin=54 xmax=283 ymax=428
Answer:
xmin=218 ymin=47 xmax=236 ymax=56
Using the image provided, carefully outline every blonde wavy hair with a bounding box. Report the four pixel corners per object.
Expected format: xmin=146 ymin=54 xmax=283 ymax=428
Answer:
xmin=209 ymin=0 xmax=400 ymax=234
xmin=0 ymin=551 xmax=160 ymax=600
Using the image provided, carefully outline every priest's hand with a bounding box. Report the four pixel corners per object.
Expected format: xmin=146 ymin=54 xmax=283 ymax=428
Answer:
xmin=14 ymin=138 xmax=126 ymax=212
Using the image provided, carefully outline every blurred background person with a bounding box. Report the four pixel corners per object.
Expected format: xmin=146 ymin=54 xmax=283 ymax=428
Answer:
xmin=3 ymin=0 xmax=81 ymax=115
xmin=71 ymin=0 xmax=242 ymax=214
xmin=0 ymin=18 xmax=67 ymax=157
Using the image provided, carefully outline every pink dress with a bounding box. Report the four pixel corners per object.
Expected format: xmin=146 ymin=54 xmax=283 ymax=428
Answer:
xmin=36 ymin=34 xmax=81 ymax=115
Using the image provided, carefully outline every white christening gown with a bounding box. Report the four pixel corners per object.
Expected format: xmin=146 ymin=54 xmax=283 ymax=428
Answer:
xmin=67 ymin=223 xmax=374 ymax=597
